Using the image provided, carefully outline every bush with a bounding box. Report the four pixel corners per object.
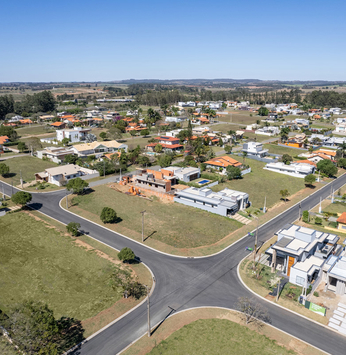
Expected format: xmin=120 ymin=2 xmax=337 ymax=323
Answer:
xmin=302 ymin=210 xmax=309 ymax=223
xmin=66 ymin=222 xmax=80 ymax=236
xmin=118 ymin=247 xmax=135 ymax=263
xmin=315 ymin=217 xmax=323 ymax=225
xmin=100 ymin=207 xmax=117 ymax=223
xmin=313 ymin=291 xmax=319 ymax=297
xmin=11 ymin=191 xmax=32 ymax=207
xmin=329 ymin=222 xmax=338 ymax=228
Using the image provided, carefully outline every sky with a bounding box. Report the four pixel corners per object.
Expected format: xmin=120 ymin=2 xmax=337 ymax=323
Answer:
xmin=1 ymin=0 xmax=346 ymax=82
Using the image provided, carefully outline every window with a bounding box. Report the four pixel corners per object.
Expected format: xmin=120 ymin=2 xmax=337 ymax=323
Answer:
xmin=342 ymin=225 xmax=346 ymax=230
xmin=296 ymin=276 xmax=305 ymax=286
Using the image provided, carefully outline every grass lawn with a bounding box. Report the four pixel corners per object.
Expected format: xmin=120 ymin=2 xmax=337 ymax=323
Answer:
xmin=212 ymin=155 xmax=306 ymax=209
xmin=263 ymin=144 xmax=307 ymax=157
xmin=149 ymin=319 xmax=295 ymax=355
xmin=0 ymin=211 xmax=151 ymax=338
xmin=0 ymin=156 xmax=57 ymax=185
xmin=209 ymin=123 xmax=242 ymax=133
xmin=123 ymin=136 xmax=151 ymax=150
xmin=323 ymin=201 xmax=346 ymax=214
xmin=243 ymin=132 xmax=275 ymax=142
xmin=16 ymin=124 xmax=55 ymax=137
xmin=218 ymin=111 xmax=258 ymax=125
xmin=70 ymin=185 xmax=243 ymax=249
xmin=0 ymin=212 xmax=121 ymax=321
xmin=0 ymin=335 xmax=18 ymax=355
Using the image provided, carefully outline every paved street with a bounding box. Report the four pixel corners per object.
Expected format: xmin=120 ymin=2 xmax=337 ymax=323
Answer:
xmin=1 ymin=174 xmax=346 ymax=355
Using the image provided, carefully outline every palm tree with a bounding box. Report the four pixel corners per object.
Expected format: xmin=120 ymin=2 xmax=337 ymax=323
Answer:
xmin=279 ymin=189 xmax=290 ymax=203
xmin=242 ymin=151 xmax=248 ymax=165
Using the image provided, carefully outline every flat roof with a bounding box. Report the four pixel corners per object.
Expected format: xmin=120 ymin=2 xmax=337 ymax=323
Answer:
xmin=286 ymin=239 xmax=309 ymax=251
xmin=329 ymin=257 xmax=346 ymax=279
xmin=292 ymin=256 xmax=324 ymax=273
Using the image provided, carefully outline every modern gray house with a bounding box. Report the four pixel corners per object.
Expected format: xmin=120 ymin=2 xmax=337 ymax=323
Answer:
xmin=174 ymin=187 xmax=249 ymax=216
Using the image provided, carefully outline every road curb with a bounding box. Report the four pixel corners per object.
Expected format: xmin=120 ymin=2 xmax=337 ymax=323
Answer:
xmin=117 ymin=306 xmax=330 ymax=355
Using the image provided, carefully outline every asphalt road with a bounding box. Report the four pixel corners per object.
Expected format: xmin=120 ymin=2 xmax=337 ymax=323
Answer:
xmin=2 ymin=173 xmax=346 ymax=355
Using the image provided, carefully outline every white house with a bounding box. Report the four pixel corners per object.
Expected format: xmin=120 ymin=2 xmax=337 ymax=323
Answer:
xmin=178 ymin=101 xmax=196 ymax=107
xmin=335 ymin=123 xmax=346 ymax=134
xmin=174 ymin=187 xmax=250 ymax=216
xmin=35 ymin=165 xmax=99 ymax=186
xmin=56 ymin=127 xmax=91 ymax=143
xmin=36 ymin=147 xmax=75 ymax=163
xmin=165 ymin=116 xmax=187 ymax=123
xmin=330 ymin=107 xmax=342 ymax=115
xmin=71 ymin=140 xmax=128 ymax=158
xmin=266 ymin=224 xmax=339 ymax=286
xmin=242 ymin=142 xmax=268 ymax=158
xmin=263 ymin=161 xmax=315 ymax=178
xmin=165 ymin=129 xmax=183 ymax=138
xmin=163 ymin=166 xmax=200 ymax=182
xmin=255 ymin=126 xmax=279 ymax=136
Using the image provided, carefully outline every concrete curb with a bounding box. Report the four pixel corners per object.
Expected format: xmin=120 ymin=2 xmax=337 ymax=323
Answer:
xmin=117 ymin=306 xmax=330 ymax=355
xmin=236 ymin=254 xmax=343 ymax=348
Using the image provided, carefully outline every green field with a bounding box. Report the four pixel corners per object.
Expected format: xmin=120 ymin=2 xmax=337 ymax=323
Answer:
xmin=148 ymin=319 xmax=295 ymax=355
xmin=0 ymin=156 xmax=57 ymax=185
xmin=243 ymin=132 xmax=275 ymax=142
xmin=70 ymin=185 xmax=243 ymax=248
xmin=16 ymin=124 xmax=55 ymax=137
xmin=263 ymin=144 xmax=307 ymax=157
xmin=217 ymin=110 xmax=258 ymax=125
xmin=212 ymin=155 xmax=306 ymax=209
xmin=323 ymin=201 xmax=346 ymax=214
xmin=0 ymin=212 xmax=124 ymax=322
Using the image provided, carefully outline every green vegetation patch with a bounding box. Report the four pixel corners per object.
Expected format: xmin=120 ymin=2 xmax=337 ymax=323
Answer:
xmin=263 ymin=144 xmax=306 ymax=157
xmin=212 ymin=155 xmax=305 ymax=208
xmin=148 ymin=318 xmax=295 ymax=355
xmin=0 ymin=212 xmax=121 ymax=320
xmin=72 ymin=185 xmax=242 ymax=248
xmin=0 ymin=156 xmax=57 ymax=185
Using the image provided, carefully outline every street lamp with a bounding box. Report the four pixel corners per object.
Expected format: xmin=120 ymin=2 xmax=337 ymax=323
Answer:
xmin=145 ymin=285 xmax=151 ymax=337
xmin=140 ymin=210 xmax=146 ymax=242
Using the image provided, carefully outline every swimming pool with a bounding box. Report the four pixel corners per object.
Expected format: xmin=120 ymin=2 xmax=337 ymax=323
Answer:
xmin=198 ymin=179 xmax=211 ymax=185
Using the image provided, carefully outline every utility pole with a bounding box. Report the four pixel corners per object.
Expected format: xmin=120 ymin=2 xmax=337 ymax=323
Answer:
xmin=119 ymin=168 xmax=122 ymax=182
xmin=145 ymin=285 xmax=151 ymax=337
xmin=11 ymin=180 xmax=13 ymax=196
xmin=66 ymin=189 xmax=68 ymax=209
xmin=20 ymin=170 xmax=23 ymax=189
xmin=253 ymin=217 xmax=259 ymax=263
xmin=103 ymin=160 xmax=106 ymax=177
xmin=319 ymin=197 xmax=322 ymax=213
xmin=263 ymin=196 xmax=267 ymax=213
xmin=298 ymin=202 xmax=301 ymax=220
xmin=140 ymin=210 xmax=146 ymax=242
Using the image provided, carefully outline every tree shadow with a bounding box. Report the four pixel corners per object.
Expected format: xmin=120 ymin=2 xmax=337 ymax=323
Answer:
xmin=27 ymin=202 xmax=43 ymax=210
xmin=57 ymin=316 xmax=85 ymax=353
xmin=4 ymin=173 xmax=16 ymax=178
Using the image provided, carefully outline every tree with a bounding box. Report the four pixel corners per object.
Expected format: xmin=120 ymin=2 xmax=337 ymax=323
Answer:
xmin=158 ymin=153 xmax=173 ymax=168
xmin=279 ymin=189 xmax=290 ymax=202
xmin=25 ymin=137 xmax=42 ymax=153
xmin=118 ymin=247 xmax=135 ymax=263
xmin=218 ymin=137 xmax=224 ymax=147
xmin=85 ymin=133 xmax=97 ymax=143
xmin=66 ymin=178 xmax=89 ymax=195
xmin=137 ymin=154 xmax=150 ymax=167
xmin=18 ymin=141 xmax=27 ymax=152
xmin=242 ymin=151 xmax=247 ymax=164
xmin=281 ymin=154 xmax=293 ymax=165
xmin=338 ymin=158 xmax=346 ymax=169
xmin=100 ymin=207 xmax=117 ymax=223
xmin=236 ymin=297 xmax=271 ymax=327
xmin=224 ymin=145 xmax=232 ymax=154
xmin=2 ymin=300 xmax=84 ymax=354
xmin=280 ymin=127 xmax=290 ymax=142
xmin=154 ymin=143 xmax=163 ymax=153
xmin=107 ymin=127 xmax=122 ymax=140
xmin=140 ymin=129 xmax=150 ymax=137
xmin=317 ymin=159 xmax=338 ymax=177
xmin=64 ymin=154 xmax=78 ymax=164
xmin=226 ymin=165 xmax=242 ymax=180
xmin=0 ymin=162 xmax=10 ymax=176
xmin=304 ymin=174 xmax=316 ymax=187
xmin=109 ymin=266 xmax=146 ymax=299
xmin=258 ymin=107 xmax=269 ymax=116
xmin=99 ymin=131 xmax=107 ymax=140
xmin=61 ymin=138 xmax=70 ymax=146
xmin=66 ymin=222 xmax=80 ymax=236
xmin=302 ymin=210 xmax=309 ymax=223
xmin=11 ymin=191 xmax=32 ymax=207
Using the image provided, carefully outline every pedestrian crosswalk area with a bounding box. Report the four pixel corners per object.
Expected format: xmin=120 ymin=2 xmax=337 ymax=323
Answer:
xmin=328 ymin=303 xmax=346 ymax=335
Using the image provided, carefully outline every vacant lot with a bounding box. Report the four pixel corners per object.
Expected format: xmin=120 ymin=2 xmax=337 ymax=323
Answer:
xmin=243 ymin=132 xmax=275 ymax=142
xmin=263 ymin=144 xmax=307 ymax=157
xmin=17 ymin=124 xmax=55 ymax=137
xmin=218 ymin=110 xmax=258 ymax=125
xmin=0 ymin=212 xmax=121 ymax=320
xmin=70 ymin=185 xmax=242 ymax=249
xmin=212 ymin=155 xmax=306 ymax=208
xmin=0 ymin=211 xmax=150 ymax=338
xmin=148 ymin=319 xmax=295 ymax=355
xmin=0 ymin=156 xmax=57 ymax=185
xmin=210 ymin=123 xmax=242 ymax=133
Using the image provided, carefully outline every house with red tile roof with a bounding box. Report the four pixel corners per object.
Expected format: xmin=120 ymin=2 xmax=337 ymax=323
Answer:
xmin=50 ymin=122 xmax=67 ymax=129
xmin=337 ymin=212 xmax=346 ymax=231
xmin=146 ymin=136 xmax=183 ymax=152
xmin=205 ymin=156 xmax=242 ymax=174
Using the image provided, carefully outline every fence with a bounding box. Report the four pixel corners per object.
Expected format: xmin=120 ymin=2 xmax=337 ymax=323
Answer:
xmin=207 ymin=180 xmax=219 ymax=188
xmin=236 ymin=153 xmax=278 ymax=164
xmin=241 ymin=167 xmax=251 ymax=175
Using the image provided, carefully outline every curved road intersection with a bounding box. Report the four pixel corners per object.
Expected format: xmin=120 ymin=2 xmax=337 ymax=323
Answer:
xmin=2 ymin=174 xmax=346 ymax=355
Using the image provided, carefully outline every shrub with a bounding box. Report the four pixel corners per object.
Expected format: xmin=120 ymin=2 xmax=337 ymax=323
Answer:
xmin=313 ymin=291 xmax=319 ymax=297
xmin=315 ymin=217 xmax=323 ymax=225
xmin=302 ymin=210 xmax=309 ymax=223
xmin=118 ymin=247 xmax=135 ymax=263
xmin=66 ymin=222 xmax=80 ymax=236
xmin=100 ymin=207 xmax=117 ymax=223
